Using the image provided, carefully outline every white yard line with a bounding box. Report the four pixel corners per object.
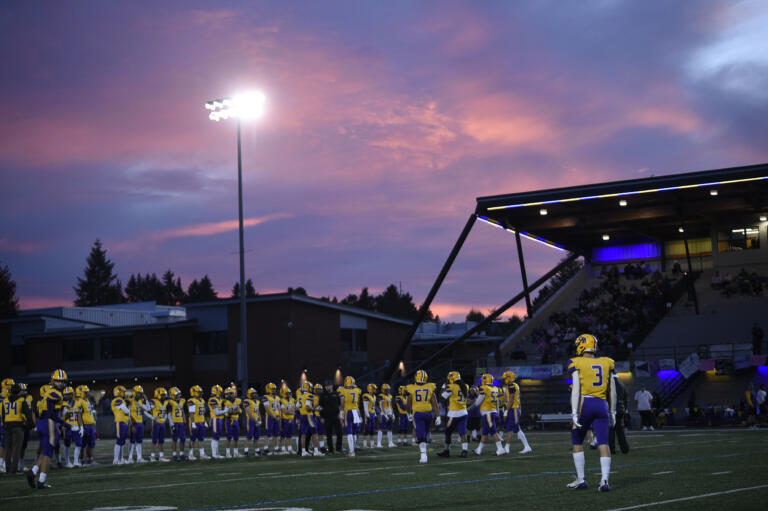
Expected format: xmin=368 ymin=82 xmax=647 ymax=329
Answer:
xmin=652 ymin=471 xmax=674 ymax=475
xmin=438 ymin=472 xmax=459 ymax=476
xmin=488 ymin=471 xmax=511 ymax=476
xmin=605 ymin=484 xmax=768 ymax=511
xmin=711 ymin=471 xmax=732 ymax=475
xmin=391 ymin=472 xmax=415 ymax=476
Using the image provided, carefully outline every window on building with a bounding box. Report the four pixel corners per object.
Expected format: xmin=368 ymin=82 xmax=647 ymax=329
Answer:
xmin=341 ymin=328 xmax=367 ymax=352
xmin=718 ymin=226 xmax=760 ymax=252
xmin=194 ymin=331 xmax=228 ymax=355
xmin=100 ymin=335 xmax=133 ymax=359
xmin=63 ymin=338 xmax=95 ymax=361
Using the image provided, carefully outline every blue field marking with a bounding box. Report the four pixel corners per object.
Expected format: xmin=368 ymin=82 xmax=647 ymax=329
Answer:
xmin=184 ymin=450 xmax=768 ymax=511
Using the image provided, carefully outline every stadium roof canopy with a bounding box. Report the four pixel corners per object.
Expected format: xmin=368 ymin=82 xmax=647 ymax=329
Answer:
xmin=475 ymin=162 xmax=768 ymax=254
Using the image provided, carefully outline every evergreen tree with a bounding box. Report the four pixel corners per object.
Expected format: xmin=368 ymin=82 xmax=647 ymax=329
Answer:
xmin=0 ymin=263 xmax=20 ymax=318
xmin=73 ymin=239 xmax=124 ymax=306
xmin=375 ymin=284 xmax=418 ymax=320
xmin=186 ymin=275 xmax=218 ymax=302
xmin=466 ymin=309 xmax=485 ymax=323
xmin=287 ymin=286 xmax=307 ymax=296
xmin=125 ymin=272 xmax=164 ymax=303
xmin=161 ymin=269 xmax=185 ymax=305
xmin=232 ymin=279 xmax=257 ymax=298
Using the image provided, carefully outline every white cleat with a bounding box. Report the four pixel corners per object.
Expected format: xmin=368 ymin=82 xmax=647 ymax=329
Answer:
xmin=137 ymin=458 xmax=148 ymax=464
xmin=504 ymin=445 xmax=510 ymax=454
xmin=124 ymin=458 xmax=134 ymax=465
xmin=519 ymin=446 xmax=533 ymax=454
xmin=567 ymin=478 xmax=588 ymax=490
xmin=419 ymin=454 xmax=428 ymax=464
xmin=159 ymin=457 xmax=170 ymax=463
xmin=112 ymin=459 xmax=121 ymax=465
xmin=225 ymin=452 xmax=232 ymax=459
xmin=376 ymin=444 xmax=383 ymax=448
xmin=187 ymin=455 xmax=197 ymax=461
xmin=149 ymin=457 xmax=157 ymax=463
xmin=301 ymin=449 xmax=312 ymax=457
xmin=200 ymin=454 xmax=211 ymax=460
xmin=65 ymin=462 xmax=74 ymax=468
xmin=474 ymin=448 xmax=482 ymax=456
xmin=313 ymin=449 xmax=325 ymax=456
xmin=73 ymin=462 xmax=82 ymax=468
xmin=388 ymin=443 xmax=397 ymax=448
xmin=495 ymin=447 xmax=506 ymax=456
xmin=348 ymin=451 xmax=355 ymax=458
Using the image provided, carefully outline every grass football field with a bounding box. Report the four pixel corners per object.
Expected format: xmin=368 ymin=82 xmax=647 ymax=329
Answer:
xmin=1 ymin=429 xmax=766 ymax=511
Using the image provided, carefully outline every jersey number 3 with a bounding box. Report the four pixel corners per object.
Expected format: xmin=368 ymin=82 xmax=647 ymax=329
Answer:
xmin=591 ymin=365 xmax=603 ymax=387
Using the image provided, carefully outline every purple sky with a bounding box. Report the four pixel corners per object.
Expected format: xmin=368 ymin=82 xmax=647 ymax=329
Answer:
xmin=1 ymin=1 xmax=767 ymax=321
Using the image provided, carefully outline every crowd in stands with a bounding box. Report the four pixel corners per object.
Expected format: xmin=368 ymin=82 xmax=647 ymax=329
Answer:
xmin=519 ymin=262 xmax=675 ymax=363
xmin=710 ymin=268 xmax=766 ymax=297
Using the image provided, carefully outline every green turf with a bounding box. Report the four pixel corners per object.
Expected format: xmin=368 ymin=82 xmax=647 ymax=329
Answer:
xmin=1 ymin=430 xmax=767 ymax=511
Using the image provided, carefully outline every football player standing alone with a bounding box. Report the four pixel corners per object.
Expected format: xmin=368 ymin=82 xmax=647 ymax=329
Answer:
xmin=406 ymin=369 xmax=440 ymax=464
xmin=501 ymin=371 xmax=532 ymax=454
xmin=567 ymin=334 xmax=616 ymax=492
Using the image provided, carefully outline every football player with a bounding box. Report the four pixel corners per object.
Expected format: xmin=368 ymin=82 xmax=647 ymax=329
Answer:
xmin=262 ymin=382 xmax=281 ymax=455
xmin=313 ymin=383 xmax=326 ymax=452
xmin=110 ymin=385 xmax=130 ymax=465
xmin=279 ymin=385 xmax=296 ymax=454
xmin=61 ymin=386 xmax=82 ymax=468
xmin=378 ymin=383 xmax=396 ymax=448
xmin=395 ymin=386 xmax=409 ymax=445
xmin=187 ymin=385 xmax=208 ymax=460
xmin=297 ymin=381 xmax=314 ymax=456
xmin=127 ymin=385 xmax=153 ymax=463
xmin=471 ymin=373 xmax=505 ymax=456
xmin=338 ymin=376 xmax=362 ymax=457
xmin=2 ymin=382 xmax=33 ymax=474
xmin=208 ymin=384 xmax=227 ymax=459
xmin=243 ymin=387 xmax=262 ymax=457
xmin=466 ymin=385 xmax=481 ymax=442
xmin=75 ymin=385 xmax=97 ymax=465
xmin=406 ymin=370 xmax=439 ymax=463
xmin=0 ymin=377 xmax=14 ymax=473
xmin=437 ymin=371 xmax=469 ymax=458
xmin=168 ymin=387 xmax=187 ymax=461
xmin=501 ymin=371 xmax=532 ymax=454
xmin=567 ymin=333 xmax=616 ymax=492
xmin=223 ymin=385 xmax=243 ymax=458
xmin=149 ymin=387 xmax=170 ymax=462
xmin=26 ymin=369 xmax=69 ymax=489
xmin=362 ymin=383 xmax=378 ymax=448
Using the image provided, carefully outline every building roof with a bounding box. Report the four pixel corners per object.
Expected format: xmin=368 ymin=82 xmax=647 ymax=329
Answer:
xmin=184 ymin=292 xmax=413 ymax=326
xmin=475 ymin=162 xmax=768 ymax=254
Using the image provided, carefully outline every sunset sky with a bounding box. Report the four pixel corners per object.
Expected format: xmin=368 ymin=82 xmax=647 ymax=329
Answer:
xmin=1 ymin=1 xmax=767 ymax=321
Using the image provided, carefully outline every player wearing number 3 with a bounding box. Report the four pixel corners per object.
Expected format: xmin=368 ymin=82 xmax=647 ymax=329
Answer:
xmin=406 ymin=369 xmax=439 ymax=464
xmin=567 ymin=333 xmax=616 ymax=492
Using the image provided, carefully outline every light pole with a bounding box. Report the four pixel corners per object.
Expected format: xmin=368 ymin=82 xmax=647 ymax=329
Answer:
xmin=205 ymin=92 xmax=266 ymax=397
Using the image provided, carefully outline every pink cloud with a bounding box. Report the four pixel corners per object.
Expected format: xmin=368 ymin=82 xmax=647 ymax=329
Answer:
xmin=0 ymin=238 xmax=49 ymax=254
xmin=110 ymin=213 xmax=292 ymax=253
xmin=20 ymin=295 xmax=71 ymax=309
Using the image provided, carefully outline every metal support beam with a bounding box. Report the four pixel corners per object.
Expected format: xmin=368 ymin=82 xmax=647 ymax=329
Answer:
xmin=384 ymin=213 xmax=477 ymax=380
xmin=680 ymin=219 xmax=700 ymax=315
xmin=407 ymin=252 xmax=580 ymax=378
xmin=514 ymin=229 xmax=533 ymax=318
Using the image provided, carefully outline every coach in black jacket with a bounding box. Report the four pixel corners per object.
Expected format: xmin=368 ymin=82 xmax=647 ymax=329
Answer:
xmin=609 ymin=374 xmax=630 ymax=454
xmin=319 ymin=381 xmax=343 ymax=454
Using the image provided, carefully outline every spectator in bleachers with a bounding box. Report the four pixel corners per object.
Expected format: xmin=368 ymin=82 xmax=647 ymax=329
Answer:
xmin=710 ymin=270 xmax=723 ymax=290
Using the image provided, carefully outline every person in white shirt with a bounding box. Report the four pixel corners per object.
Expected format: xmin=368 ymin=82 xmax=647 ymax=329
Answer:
xmin=634 ymin=386 xmax=654 ymax=431
xmin=757 ymin=384 xmax=767 ymax=425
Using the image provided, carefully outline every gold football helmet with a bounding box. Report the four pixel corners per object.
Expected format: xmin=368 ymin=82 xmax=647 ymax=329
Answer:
xmin=502 ymin=371 xmax=516 ymax=384
xmin=415 ymin=370 xmax=428 ymax=384
xmin=575 ymin=333 xmax=598 ymax=356
xmin=343 ymin=376 xmax=356 ymax=388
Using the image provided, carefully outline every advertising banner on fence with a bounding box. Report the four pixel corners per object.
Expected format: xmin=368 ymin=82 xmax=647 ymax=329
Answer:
xmin=615 ymin=361 xmax=631 ymax=374
xmin=679 ymin=353 xmax=700 ymax=379
xmin=659 ymin=359 xmax=676 ymax=371
xmin=634 ymin=360 xmax=651 ymax=377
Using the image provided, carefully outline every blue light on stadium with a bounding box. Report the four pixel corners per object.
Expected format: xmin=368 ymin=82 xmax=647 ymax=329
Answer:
xmin=657 ymin=370 xmax=680 ymax=380
xmin=593 ymin=242 xmax=662 ymax=263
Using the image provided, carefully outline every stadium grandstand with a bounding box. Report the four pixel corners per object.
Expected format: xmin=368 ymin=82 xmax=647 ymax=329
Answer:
xmin=388 ymin=162 xmax=768 ymax=428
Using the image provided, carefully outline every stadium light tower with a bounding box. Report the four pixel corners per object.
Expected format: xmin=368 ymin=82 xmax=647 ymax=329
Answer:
xmin=205 ymin=92 xmax=266 ymax=396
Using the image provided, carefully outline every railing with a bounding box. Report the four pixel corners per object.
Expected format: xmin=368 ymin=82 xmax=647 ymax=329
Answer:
xmin=636 ymin=342 xmax=753 ymax=365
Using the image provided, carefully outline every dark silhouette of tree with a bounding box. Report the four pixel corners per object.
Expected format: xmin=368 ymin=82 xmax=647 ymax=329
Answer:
xmin=186 ymin=275 xmax=217 ymax=302
xmin=287 ymin=286 xmax=307 ymax=296
xmin=161 ymin=269 xmax=186 ymax=305
xmin=375 ymin=284 xmax=418 ymax=320
xmin=466 ymin=309 xmax=485 ymax=322
xmin=0 ymin=263 xmax=20 ymax=318
xmin=232 ymin=279 xmax=257 ymax=298
xmin=74 ymin=240 xmax=124 ymax=306
xmin=125 ymin=272 xmax=164 ymax=303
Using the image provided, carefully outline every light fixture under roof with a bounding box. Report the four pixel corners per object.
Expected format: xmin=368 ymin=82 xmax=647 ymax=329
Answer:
xmin=710 ymin=189 xmax=718 ymax=196
xmin=619 ymin=199 xmax=627 ymax=207
xmin=761 ymin=215 xmax=767 ymax=222
xmin=602 ymin=234 xmax=610 ymax=241
xmin=678 ymin=227 xmax=685 ymax=233
xmin=539 ymin=208 xmax=548 ymax=216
